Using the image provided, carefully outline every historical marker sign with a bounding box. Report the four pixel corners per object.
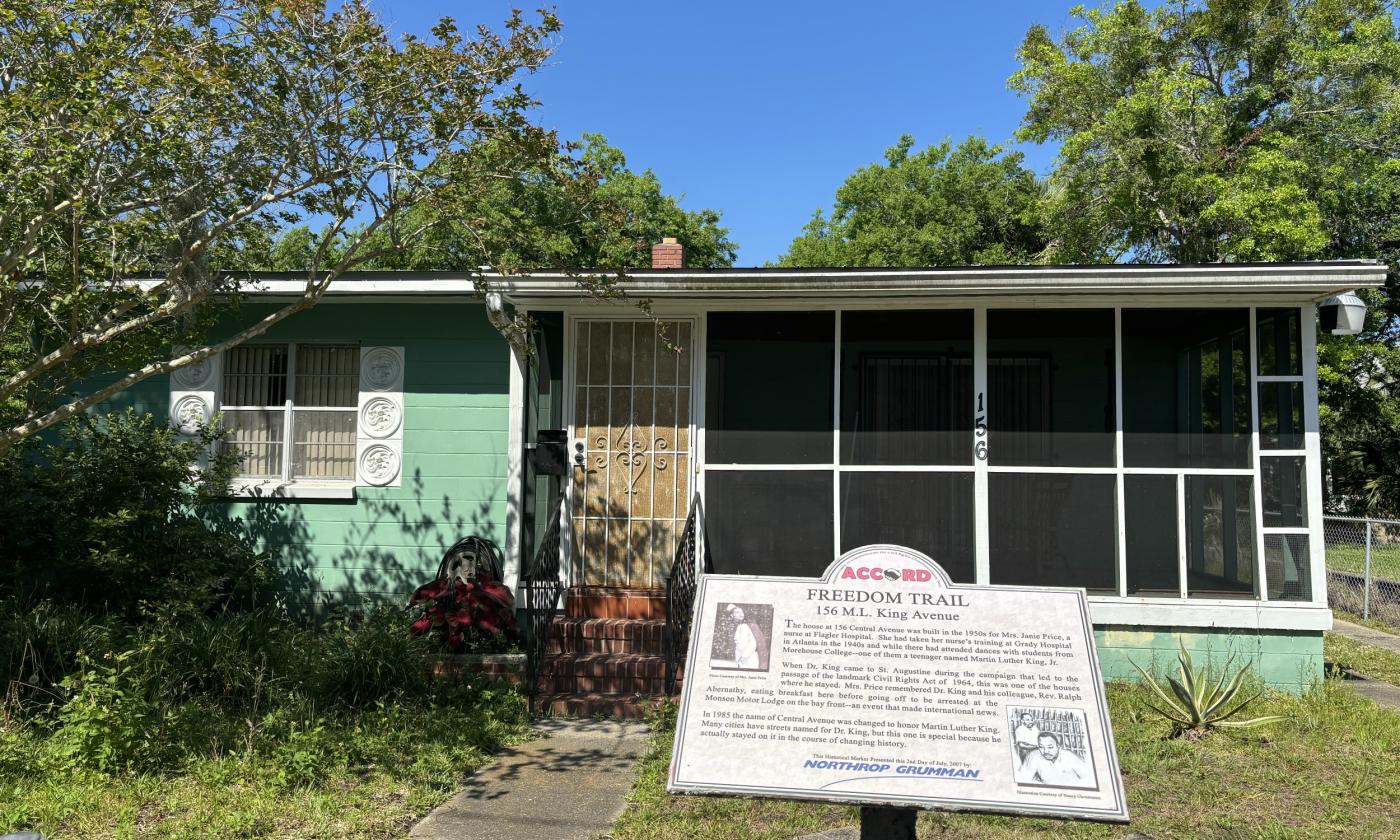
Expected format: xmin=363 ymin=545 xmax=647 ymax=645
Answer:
xmin=668 ymin=545 xmax=1129 ymax=823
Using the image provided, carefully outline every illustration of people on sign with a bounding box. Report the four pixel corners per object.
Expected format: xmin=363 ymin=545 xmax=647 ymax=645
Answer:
xmin=709 ymin=602 xmax=773 ymax=672
xmin=1007 ymin=706 xmax=1099 ymax=790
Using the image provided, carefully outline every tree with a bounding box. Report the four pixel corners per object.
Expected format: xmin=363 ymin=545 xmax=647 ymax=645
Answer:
xmin=1011 ymin=0 xmax=1400 ymax=266
xmin=0 ymin=0 xmax=562 ymax=453
xmin=777 ymin=135 xmax=1048 ymax=267
xmin=257 ymin=133 xmax=737 ymax=272
xmin=1013 ymin=0 xmax=1400 ymax=513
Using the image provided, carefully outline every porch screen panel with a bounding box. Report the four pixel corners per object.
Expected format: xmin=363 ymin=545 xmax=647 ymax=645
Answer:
xmin=1185 ymin=475 xmax=1255 ymax=598
xmin=705 ymin=312 xmax=833 ymax=464
xmin=987 ymin=309 xmax=1114 ymax=467
xmin=1265 ymin=534 xmax=1311 ymax=601
xmin=840 ymin=472 xmax=974 ymax=582
xmin=1121 ymin=309 xmax=1252 ymax=468
xmin=839 ymin=310 xmax=972 ymax=465
xmin=989 ymin=473 xmax=1117 ymax=592
xmin=706 ymin=470 xmax=833 ymax=577
xmin=1124 ymin=475 xmax=1179 ymax=596
xmin=571 ymin=320 xmax=692 ymax=588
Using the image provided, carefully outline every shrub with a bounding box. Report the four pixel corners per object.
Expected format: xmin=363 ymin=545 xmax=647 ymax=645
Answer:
xmin=49 ymin=650 xmax=159 ymax=772
xmin=305 ymin=607 xmax=434 ymax=708
xmin=0 ymin=598 xmax=119 ymax=716
xmin=0 ymin=409 xmax=270 ymax=619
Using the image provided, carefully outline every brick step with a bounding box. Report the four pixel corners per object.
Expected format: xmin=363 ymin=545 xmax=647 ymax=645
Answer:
xmin=537 ymin=692 xmax=663 ymax=720
xmin=541 ymin=652 xmax=667 ymax=677
xmin=537 ymin=652 xmax=679 ymax=695
xmin=565 ymin=588 xmax=666 ymax=620
xmin=546 ymin=618 xmax=666 ymax=655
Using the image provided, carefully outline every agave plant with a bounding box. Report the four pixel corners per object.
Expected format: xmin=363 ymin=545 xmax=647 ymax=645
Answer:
xmin=1129 ymin=644 xmax=1287 ymax=738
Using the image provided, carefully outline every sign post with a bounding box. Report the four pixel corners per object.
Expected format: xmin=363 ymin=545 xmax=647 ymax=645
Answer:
xmin=668 ymin=544 xmax=1129 ymax=827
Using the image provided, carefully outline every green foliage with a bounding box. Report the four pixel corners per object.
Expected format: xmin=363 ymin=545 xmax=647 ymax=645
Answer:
xmin=258 ymin=133 xmax=737 ymax=273
xmin=0 ymin=598 xmax=120 ymax=715
xmin=1 ymin=602 xmax=523 ymax=783
xmin=49 ymin=650 xmax=159 ymax=773
xmin=0 ymin=410 xmax=269 ymax=619
xmin=1129 ymin=644 xmax=1287 ymax=737
xmin=0 ymin=0 xmax=563 ymax=451
xmin=1012 ymin=0 xmax=1400 ymax=512
xmin=0 ymin=657 xmax=529 ymax=837
xmin=1318 ymin=308 xmax=1400 ymax=515
xmin=779 ymin=135 xmax=1047 ymax=267
xmin=306 ymin=609 xmax=434 ymax=708
xmin=1011 ymin=0 xmax=1400 ymax=264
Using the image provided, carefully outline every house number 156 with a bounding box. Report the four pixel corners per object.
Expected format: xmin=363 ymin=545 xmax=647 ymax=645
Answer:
xmin=974 ymin=392 xmax=988 ymax=461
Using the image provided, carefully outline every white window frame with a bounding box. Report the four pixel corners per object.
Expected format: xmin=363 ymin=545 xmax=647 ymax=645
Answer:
xmin=222 ymin=341 xmax=360 ymax=498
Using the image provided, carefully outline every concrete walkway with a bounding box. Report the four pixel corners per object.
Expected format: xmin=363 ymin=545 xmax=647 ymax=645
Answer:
xmin=1333 ymin=618 xmax=1400 ymax=654
xmin=410 ymin=718 xmax=650 ymax=840
xmin=1330 ymin=619 xmax=1400 ymax=710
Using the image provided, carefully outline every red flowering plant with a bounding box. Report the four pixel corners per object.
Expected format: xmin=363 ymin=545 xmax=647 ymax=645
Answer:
xmin=409 ymin=538 xmax=520 ymax=653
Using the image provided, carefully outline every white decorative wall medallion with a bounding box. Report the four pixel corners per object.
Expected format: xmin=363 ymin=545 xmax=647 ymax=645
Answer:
xmin=362 ymin=347 xmax=403 ymax=391
xmin=360 ymin=396 xmax=403 ymax=438
xmin=358 ymin=444 xmax=401 ymax=486
xmin=171 ymin=394 xmax=211 ymax=434
xmin=172 ymin=357 xmax=214 ymax=390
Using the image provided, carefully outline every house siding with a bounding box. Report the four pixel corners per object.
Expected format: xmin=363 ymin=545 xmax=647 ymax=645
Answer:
xmin=130 ymin=300 xmax=513 ymax=613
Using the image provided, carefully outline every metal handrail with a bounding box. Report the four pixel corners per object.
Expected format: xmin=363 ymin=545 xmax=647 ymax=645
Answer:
xmin=664 ymin=493 xmax=712 ymax=696
xmin=521 ymin=492 xmax=566 ymax=717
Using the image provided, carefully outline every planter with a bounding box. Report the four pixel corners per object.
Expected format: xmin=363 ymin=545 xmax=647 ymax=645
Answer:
xmin=428 ymin=652 xmax=526 ymax=686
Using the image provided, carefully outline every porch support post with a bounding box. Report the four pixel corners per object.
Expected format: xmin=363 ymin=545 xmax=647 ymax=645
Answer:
xmin=1301 ymin=304 xmax=1328 ymax=606
xmin=1249 ymin=307 xmax=1269 ymax=601
xmin=504 ymin=335 xmax=528 ymax=595
xmin=973 ymin=306 xmax=989 ymax=585
xmin=860 ymin=806 xmax=917 ymax=839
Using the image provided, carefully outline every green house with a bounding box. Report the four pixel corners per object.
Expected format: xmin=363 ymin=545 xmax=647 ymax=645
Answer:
xmin=134 ymin=253 xmax=1384 ymax=705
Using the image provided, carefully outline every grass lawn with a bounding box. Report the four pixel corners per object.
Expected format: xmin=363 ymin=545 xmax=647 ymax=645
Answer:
xmin=615 ymin=679 xmax=1400 ymax=840
xmin=1325 ymin=542 xmax=1400 ymax=580
xmin=1325 ymin=630 xmax=1400 ymax=685
xmin=0 ymin=694 xmax=532 ymax=839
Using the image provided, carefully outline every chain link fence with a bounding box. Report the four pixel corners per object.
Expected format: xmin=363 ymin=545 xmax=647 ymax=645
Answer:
xmin=1324 ymin=515 xmax=1400 ymax=630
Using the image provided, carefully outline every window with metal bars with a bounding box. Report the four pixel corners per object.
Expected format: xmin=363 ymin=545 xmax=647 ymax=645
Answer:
xmin=221 ymin=343 xmax=359 ymax=481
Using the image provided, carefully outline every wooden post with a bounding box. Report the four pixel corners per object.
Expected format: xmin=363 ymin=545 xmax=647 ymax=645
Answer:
xmin=859 ymin=806 xmax=917 ymax=839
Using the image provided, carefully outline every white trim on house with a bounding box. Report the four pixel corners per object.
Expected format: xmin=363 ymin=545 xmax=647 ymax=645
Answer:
xmin=227 ymin=479 xmax=356 ymax=500
xmin=1302 ymin=305 xmax=1329 ymax=608
xmin=175 ymin=261 xmax=1385 ymax=302
xmin=503 ymin=334 xmax=527 ymax=595
xmin=1088 ymin=599 xmax=1332 ymax=631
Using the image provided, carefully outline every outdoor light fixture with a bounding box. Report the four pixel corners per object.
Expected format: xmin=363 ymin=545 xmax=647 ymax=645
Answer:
xmin=1319 ymin=291 xmax=1368 ymax=335
xmin=484 ymin=291 xmax=509 ymax=331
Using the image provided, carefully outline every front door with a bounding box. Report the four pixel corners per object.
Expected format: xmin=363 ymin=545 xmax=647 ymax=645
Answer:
xmin=570 ymin=319 xmax=695 ymax=588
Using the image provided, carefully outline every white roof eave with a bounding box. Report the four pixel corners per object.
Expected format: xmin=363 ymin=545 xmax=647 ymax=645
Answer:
xmin=145 ymin=260 xmax=1387 ymax=301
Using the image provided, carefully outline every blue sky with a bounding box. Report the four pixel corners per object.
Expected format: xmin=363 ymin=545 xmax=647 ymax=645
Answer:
xmin=381 ymin=2 xmax=1078 ymax=266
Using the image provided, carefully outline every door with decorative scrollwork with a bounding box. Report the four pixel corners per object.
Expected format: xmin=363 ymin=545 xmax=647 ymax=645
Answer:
xmin=570 ymin=319 xmax=694 ymax=588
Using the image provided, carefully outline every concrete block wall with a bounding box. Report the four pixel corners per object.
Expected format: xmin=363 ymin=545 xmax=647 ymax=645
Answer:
xmin=1094 ymin=625 xmax=1324 ymax=694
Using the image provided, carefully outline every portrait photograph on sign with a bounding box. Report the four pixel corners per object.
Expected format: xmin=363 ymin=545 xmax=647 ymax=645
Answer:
xmin=669 ymin=545 xmax=1129 ymax=823
xmin=1007 ymin=706 xmax=1098 ymax=791
xmin=709 ymin=602 xmax=775 ymax=672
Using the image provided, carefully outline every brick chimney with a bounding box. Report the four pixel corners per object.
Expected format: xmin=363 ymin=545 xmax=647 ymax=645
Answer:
xmin=651 ymin=236 xmax=684 ymax=269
